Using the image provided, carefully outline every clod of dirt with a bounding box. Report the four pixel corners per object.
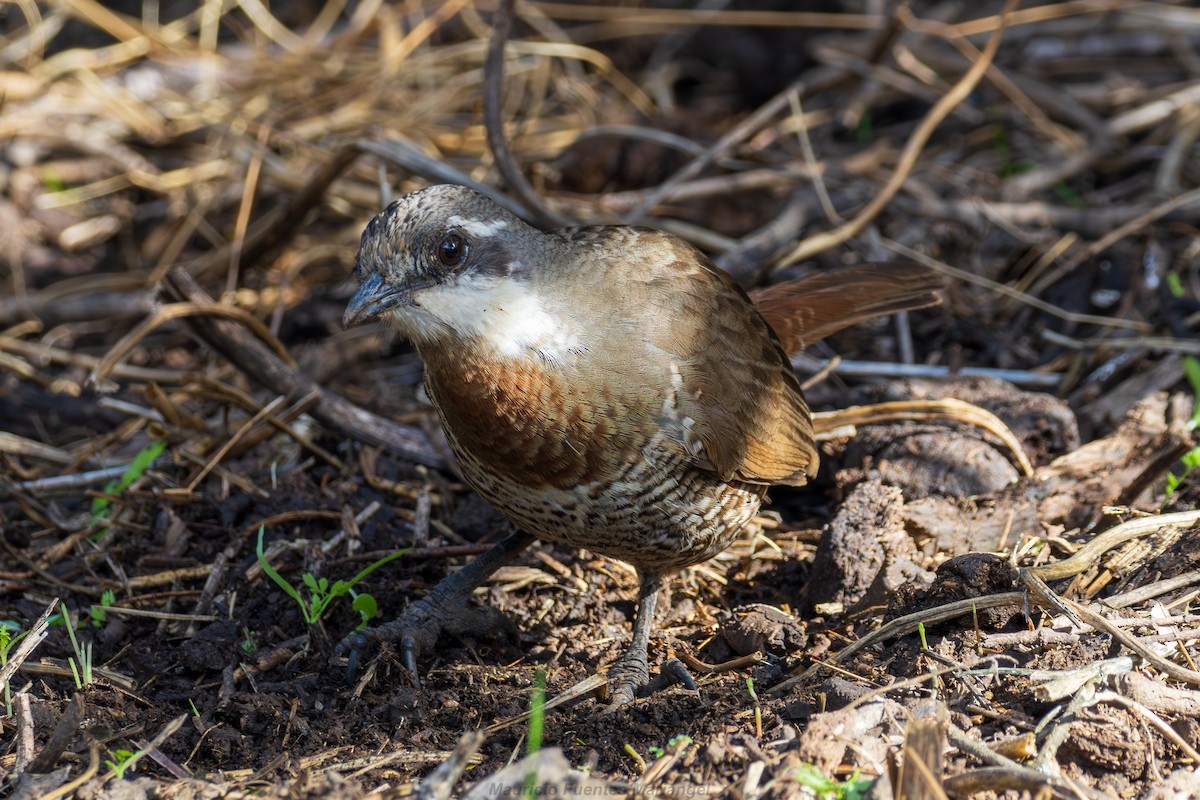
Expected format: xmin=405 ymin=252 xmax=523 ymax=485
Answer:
xmin=794 ymin=696 xmax=904 ymax=775
xmin=887 ymin=553 xmax=1020 ymax=630
xmin=806 ymin=478 xmax=932 ymax=610
xmin=178 ymin=620 xmax=241 ymax=672
xmin=899 ymin=393 xmax=1195 ymax=555
xmin=1031 ymin=392 xmax=1193 ymax=528
xmin=818 ymin=676 xmax=876 ymax=710
xmin=835 ymin=377 xmax=1081 ymax=500
xmin=841 ymin=426 xmax=1020 ymax=498
xmin=8 ymin=768 xmax=73 ymax=800
xmin=1059 ymin=705 xmax=1150 ymax=782
xmin=1146 ymin=769 xmax=1200 ymax=800
xmin=781 ymin=682 xmax=879 ymax=731
xmin=720 ymin=604 xmax=806 ymax=656
xmin=860 ymin=375 xmax=1081 ymax=466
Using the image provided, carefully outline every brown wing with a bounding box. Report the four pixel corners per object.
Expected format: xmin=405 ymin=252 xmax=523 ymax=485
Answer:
xmin=650 ymin=254 xmax=817 ymax=487
xmin=748 ymin=264 xmax=942 ymax=355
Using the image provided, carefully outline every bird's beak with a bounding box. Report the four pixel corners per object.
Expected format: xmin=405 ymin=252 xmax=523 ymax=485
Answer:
xmin=343 ymin=271 xmax=407 ymax=328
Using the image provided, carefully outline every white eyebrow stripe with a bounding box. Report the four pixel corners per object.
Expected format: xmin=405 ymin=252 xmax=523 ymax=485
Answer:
xmin=447 ymin=215 xmax=509 ymax=237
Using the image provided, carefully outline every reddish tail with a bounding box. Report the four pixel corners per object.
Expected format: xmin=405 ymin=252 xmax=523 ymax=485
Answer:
xmin=749 ymin=264 xmax=942 ymax=355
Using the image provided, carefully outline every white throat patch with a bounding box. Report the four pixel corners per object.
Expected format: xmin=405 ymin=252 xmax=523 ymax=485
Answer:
xmin=412 ymin=274 xmax=583 ymax=361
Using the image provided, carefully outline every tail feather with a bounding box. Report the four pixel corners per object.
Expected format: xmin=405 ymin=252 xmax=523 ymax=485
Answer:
xmin=748 ymin=264 xmax=942 ymax=355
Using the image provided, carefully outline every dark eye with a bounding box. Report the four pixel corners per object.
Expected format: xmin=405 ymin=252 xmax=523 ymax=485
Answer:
xmin=436 ymin=234 xmax=467 ymax=267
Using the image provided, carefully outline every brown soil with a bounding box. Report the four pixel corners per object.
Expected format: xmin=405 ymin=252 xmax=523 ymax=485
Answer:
xmin=3 ymin=2 xmax=1200 ymax=799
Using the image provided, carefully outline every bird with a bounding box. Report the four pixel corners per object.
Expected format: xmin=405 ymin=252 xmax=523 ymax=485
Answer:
xmin=343 ymin=183 xmax=941 ymax=707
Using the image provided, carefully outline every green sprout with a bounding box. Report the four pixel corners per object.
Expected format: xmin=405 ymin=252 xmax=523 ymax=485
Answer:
xmin=61 ymin=609 xmax=93 ymax=688
xmin=855 ymin=109 xmax=873 ymax=144
xmin=747 ymin=676 xmax=763 ymax=738
xmin=42 ymin=172 xmax=67 ymax=193
xmin=90 ymin=589 xmax=116 ymax=628
xmin=91 ymin=441 xmax=167 ymax=533
xmin=1181 ymin=353 xmax=1200 ymax=431
xmin=1167 ymin=448 xmax=1200 ymax=498
xmin=255 ymin=528 xmax=407 ymax=630
xmin=1164 ymin=274 xmax=1200 ymax=497
xmin=993 ymin=124 xmax=1082 ymax=205
xmin=1167 ymin=271 xmax=1185 ymax=298
xmin=1 ymin=622 xmax=30 ymax=716
xmin=648 ymin=734 xmax=692 ymax=761
xmin=348 ymin=591 xmax=378 ymax=632
xmin=105 ymin=749 xmax=137 ymax=779
xmin=105 ymin=743 xmax=154 ymax=780
xmin=794 ymin=763 xmax=874 ymax=800
xmin=522 ymin=670 xmax=548 ymax=800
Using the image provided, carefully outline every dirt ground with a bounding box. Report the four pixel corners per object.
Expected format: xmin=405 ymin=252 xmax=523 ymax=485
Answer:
xmin=3 ymin=1 xmax=1200 ymax=799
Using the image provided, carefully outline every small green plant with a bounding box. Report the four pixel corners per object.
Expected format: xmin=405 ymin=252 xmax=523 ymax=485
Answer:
xmin=61 ymin=609 xmax=93 ymax=688
xmin=993 ymin=124 xmax=1032 ymax=179
xmin=647 ymin=733 xmax=692 ymax=760
xmin=794 ymin=763 xmax=873 ymax=800
xmin=105 ymin=742 xmax=154 ymax=780
xmin=90 ymin=589 xmax=116 ymax=628
xmin=240 ymin=629 xmax=257 ymax=655
xmin=91 ymin=441 xmax=167 ymax=532
xmin=1051 ymin=181 xmax=1085 ymax=208
xmin=349 ymin=590 xmax=379 ymax=631
xmin=188 ymin=698 xmax=201 ymax=718
xmin=1183 ymin=354 xmax=1200 ymax=429
xmin=1164 ymin=275 xmax=1200 ymax=498
xmin=255 ymin=528 xmax=407 ymax=629
xmin=105 ymin=748 xmax=138 ymax=779
xmin=1167 ymin=271 xmax=1186 ymax=299
xmin=42 ymin=172 xmax=67 ymax=193
xmin=855 ymin=110 xmax=873 ymax=144
xmin=747 ymin=676 xmax=763 ymax=738
xmin=526 ymin=670 xmax=546 ymax=755
xmin=1167 ymin=446 xmax=1200 ymax=497
xmin=522 ymin=670 xmax=548 ymax=800
xmin=1 ymin=621 xmax=30 ymax=716
xmin=993 ymin=125 xmax=1082 ymax=206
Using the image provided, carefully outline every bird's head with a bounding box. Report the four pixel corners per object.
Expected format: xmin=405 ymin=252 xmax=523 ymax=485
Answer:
xmin=344 ymin=185 xmax=572 ymax=356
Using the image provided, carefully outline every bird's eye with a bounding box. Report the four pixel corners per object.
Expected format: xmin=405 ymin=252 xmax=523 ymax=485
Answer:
xmin=436 ymin=234 xmax=467 ymax=267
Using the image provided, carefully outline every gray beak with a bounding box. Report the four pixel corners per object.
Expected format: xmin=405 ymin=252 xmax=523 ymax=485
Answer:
xmin=343 ymin=271 xmax=405 ymax=328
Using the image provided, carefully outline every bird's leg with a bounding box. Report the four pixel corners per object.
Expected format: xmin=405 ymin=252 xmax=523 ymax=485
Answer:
xmin=338 ymin=531 xmax=536 ymax=685
xmin=605 ymin=570 xmax=697 ymax=709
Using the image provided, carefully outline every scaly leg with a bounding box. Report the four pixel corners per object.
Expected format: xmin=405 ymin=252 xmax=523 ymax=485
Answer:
xmin=339 ymin=532 xmax=536 ymax=686
xmin=605 ymin=570 xmax=697 ymax=710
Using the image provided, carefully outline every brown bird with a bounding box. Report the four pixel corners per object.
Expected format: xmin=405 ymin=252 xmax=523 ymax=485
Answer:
xmin=344 ymin=184 xmax=940 ymax=707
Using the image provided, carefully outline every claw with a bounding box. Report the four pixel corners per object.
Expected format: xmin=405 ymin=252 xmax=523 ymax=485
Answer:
xmin=335 ymin=629 xmax=369 ymax=658
xmin=604 ymin=655 xmax=698 ymax=711
xmin=639 ymin=658 xmax=697 ymax=697
xmin=400 ymin=631 xmax=421 ymax=689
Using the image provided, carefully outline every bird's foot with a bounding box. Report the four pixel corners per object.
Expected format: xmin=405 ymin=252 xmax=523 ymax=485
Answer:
xmin=337 ymin=596 xmax=516 ymax=687
xmin=337 ymin=533 xmax=534 ymax=687
xmin=604 ymin=655 xmax=697 ymax=712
